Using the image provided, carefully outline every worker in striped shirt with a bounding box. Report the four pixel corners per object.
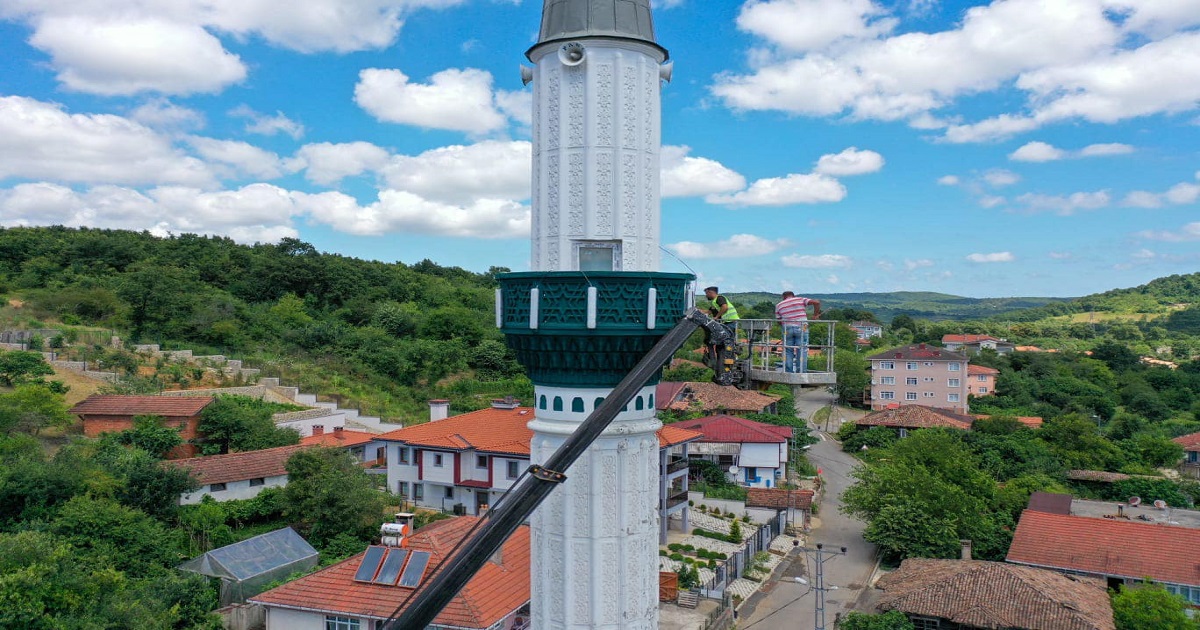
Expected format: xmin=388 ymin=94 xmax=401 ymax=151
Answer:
xmin=775 ymin=291 xmax=821 ymax=373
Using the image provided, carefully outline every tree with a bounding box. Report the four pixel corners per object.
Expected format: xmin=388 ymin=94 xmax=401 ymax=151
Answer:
xmin=833 ymin=351 xmax=871 ymax=406
xmin=0 ymin=350 xmax=53 ymax=386
xmin=197 ymin=395 xmax=301 ymax=454
xmin=838 ymin=610 xmax=916 ymax=630
xmin=1111 ymin=582 xmax=1197 ymax=630
xmin=0 ymin=383 xmax=72 ymax=435
xmin=113 ymin=414 xmax=183 ymax=458
xmin=281 ymin=448 xmax=387 ymax=548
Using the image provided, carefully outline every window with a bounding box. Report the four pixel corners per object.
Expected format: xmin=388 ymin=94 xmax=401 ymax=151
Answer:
xmin=906 ymin=392 xmax=917 ymax=401
xmin=1189 ymin=451 xmax=1199 ymax=464
xmin=948 ymin=393 xmax=960 ymax=403
xmin=923 ymin=377 xmax=934 ymax=382
xmin=905 ymin=377 xmax=918 ymax=386
xmin=879 ymin=361 xmax=895 ymax=370
xmin=507 ymin=461 xmax=520 ymax=479
xmin=572 ymin=397 xmax=584 ymax=413
xmin=397 ymin=447 xmax=409 ymax=464
xmin=879 ymin=391 xmax=895 ymax=400
xmin=398 ymin=481 xmax=409 ymax=497
xmin=577 ymin=242 xmax=620 ymax=271
xmin=923 ymin=361 xmax=934 ymax=367
xmin=326 ymin=616 xmax=360 ymax=630
xmin=413 ymin=484 xmax=424 ymax=500
xmin=477 ymin=455 xmax=488 ymax=468
xmin=911 ymin=617 xmax=940 ymax=630
xmin=880 ymin=376 xmax=895 ymax=385
xmin=433 ymin=453 xmax=443 ymax=467
xmin=923 ymin=392 xmax=935 ymax=398
xmin=977 ymin=375 xmax=988 ymax=381
xmin=906 ymin=362 xmax=918 ymax=370
xmin=977 ymin=387 xmax=988 ymax=394
xmin=444 ymin=486 xmax=454 ymax=499
xmin=210 ymin=483 xmax=226 ymax=492
xmin=948 ymin=378 xmax=960 ymax=387
xmin=948 ymin=362 xmax=961 ymax=371
xmin=248 ymin=478 xmax=265 ymax=487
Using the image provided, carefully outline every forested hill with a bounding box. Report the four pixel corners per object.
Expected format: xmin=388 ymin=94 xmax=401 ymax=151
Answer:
xmin=984 ymin=272 xmax=1200 ymax=329
xmin=0 ymin=226 xmax=522 ymax=420
xmin=729 ymin=291 xmax=1075 ymax=322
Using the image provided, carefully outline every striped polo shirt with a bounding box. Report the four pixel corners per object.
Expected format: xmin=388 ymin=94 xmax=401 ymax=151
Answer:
xmin=775 ymin=296 xmax=812 ymax=324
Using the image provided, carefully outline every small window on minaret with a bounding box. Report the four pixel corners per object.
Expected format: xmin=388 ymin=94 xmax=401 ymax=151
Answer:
xmin=575 ymin=242 xmax=620 ymax=271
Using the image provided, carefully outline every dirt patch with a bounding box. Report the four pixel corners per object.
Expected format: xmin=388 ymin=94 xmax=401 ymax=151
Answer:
xmin=51 ymin=364 xmax=109 ymax=406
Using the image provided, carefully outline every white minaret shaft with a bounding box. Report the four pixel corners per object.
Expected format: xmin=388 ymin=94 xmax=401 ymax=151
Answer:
xmin=527 ymin=1 xmax=668 ymax=273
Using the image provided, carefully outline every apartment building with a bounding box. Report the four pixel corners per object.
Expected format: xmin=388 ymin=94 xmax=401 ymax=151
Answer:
xmin=868 ymin=343 xmax=970 ymax=413
xmin=967 ymin=364 xmax=998 ymax=397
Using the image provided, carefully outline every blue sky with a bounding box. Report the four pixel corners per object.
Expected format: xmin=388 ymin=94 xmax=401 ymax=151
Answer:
xmin=1 ymin=0 xmax=1198 ymax=298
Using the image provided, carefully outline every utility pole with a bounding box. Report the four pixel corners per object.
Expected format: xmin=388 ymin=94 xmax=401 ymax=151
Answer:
xmin=808 ymin=543 xmax=847 ymax=630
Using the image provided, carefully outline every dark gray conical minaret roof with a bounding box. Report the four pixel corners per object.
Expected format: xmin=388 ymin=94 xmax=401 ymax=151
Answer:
xmin=535 ymin=0 xmax=657 ymax=46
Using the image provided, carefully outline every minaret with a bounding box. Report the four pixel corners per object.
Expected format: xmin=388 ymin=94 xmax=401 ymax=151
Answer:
xmin=496 ymin=2 xmax=689 ymax=628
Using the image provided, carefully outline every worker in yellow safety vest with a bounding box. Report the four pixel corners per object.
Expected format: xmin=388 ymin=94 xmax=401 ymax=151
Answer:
xmin=703 ymin=286 xmax=740 ymax=322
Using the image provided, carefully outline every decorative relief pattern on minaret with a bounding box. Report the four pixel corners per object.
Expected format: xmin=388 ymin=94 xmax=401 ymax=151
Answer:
xmin=596 ymin=152 xmax=613 ymax=234
xmin=548 ymin=69 xmax=560 ymax=149
xmin=572 ymin=540 xmax=591 ymax=623
xmin=644 ymin=69 xmax=656 ymax=153
xmin=572 ymin=456 xmax=592 ymax=533
xmin=622 ymin=154 xmax=638 ymax=237
xmin=548 ymin=535 xmax=565 ymax=621
xmin=568 ymin=153 xmax=584 ymax=236
xmin=568 ymin=67 xmax=584 ymax=147
xmin=531 ymin=166 xmax=541 ymax=268
xmin=601 ymin=453 xmax=618 ymax=532
xmin=547 ymin=156 xmax=560 ymax=237
xmin=597 ymin=64 xmax=613 ymax=147
xmin=622 ymin=69 xmax=638 ymax=149
xmin=645 ymin=153 xmax=655 ymax=267
xmin=600 ymin=540 xmax=619 ymax=624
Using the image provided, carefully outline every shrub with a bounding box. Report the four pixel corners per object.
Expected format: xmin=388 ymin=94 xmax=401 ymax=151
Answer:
xmin=726 ymin=510 xmax=736 ymax=518
xmin=682 ymin=544 xmax=694 ymax=552
xmin=659 ymin=549 xmax=668 ymax=556
xmin=729 ymin=519 xmax=743 ymax=541
xmin=688 ymin=500 xmax=694 ymax=507
xmin=667 ymin=543 xmax=682 ymax=552
xmin=742 ymin=513 xmax=751 ymax=523
xmin=669 ymin=553 xmax=684 ymax=562
xmin=708 ymin=559 xmax=718 ymax=569
xmin=697 ymin=504 xmax=707 ymax=513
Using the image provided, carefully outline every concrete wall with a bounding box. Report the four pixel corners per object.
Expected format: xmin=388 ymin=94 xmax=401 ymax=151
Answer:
xmin=216 ymin=603 xmax=264 ymax=630
xmin=263 ymin=606 xmax=324 ymax=630
xmin=685 ymin=493 xmax=778 ymax=525
xmin=180 ymin=474 xmax=287 ymax=505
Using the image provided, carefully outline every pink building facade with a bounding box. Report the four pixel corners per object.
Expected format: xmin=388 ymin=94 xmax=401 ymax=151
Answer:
xmin=868 ymin=344 xmax=970 ymax=413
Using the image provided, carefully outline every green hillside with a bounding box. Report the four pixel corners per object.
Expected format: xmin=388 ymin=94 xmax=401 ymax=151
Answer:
xmin=727 ymin=291 xmax=1076 ymax=322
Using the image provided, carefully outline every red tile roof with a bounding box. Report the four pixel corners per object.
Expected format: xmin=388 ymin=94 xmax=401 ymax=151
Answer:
xmin=379 ymin=406 xmax=699 ymax=455
xmin=867 ymin=344 xmax=966 ymax=362
xmin=974 ymin=414 xmax=1044 ymax=429
xmin=300 ymin=429 xmax=378 ymax=448
xmin=967 ymin=364 xmax=999 ymax=375
xmin=1173 ymin=431 xmax=1200 ymax=451
xmin=1007 ymin=509 xmax=1200 ymax=587
xmin=71 ymin=394 xmax=214 ymax=416
xmin=658 ymin=424 xmax=703 ymax=448
xmin=655 ymin=381 xmax=780 ymax=414
xmin=942 ymin=334 xmax=1001 ymax=344
xmin=251 ymin=517 xmax=530 ymax=628
xmin=877 ymin=558 xmax=1114 ymax=630
xmin=164 ymin=444 xmax=310 ymax=485
xmin=673 ymin=414 xmax=791 ymax=444
xmin=856 ymin=406 xmax=976 ymax=431
xmin=745 ymin=488 xmax=814 ymax=510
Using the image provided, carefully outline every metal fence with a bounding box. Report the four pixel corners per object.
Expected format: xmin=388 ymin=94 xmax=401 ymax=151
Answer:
xmin=697 ymin=511 xmax=787 ymax=600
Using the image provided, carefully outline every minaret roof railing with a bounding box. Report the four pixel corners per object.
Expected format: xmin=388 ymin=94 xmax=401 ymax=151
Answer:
xmin=529 ymin=0 xmax=665 ymax=58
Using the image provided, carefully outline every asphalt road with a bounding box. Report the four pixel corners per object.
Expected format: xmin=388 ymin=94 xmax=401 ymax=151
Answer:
xmin=737 ymin=389 xmax=877 ymax=630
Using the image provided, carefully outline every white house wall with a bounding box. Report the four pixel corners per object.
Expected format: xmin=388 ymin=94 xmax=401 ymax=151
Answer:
xmin=739 ymin=443 xmax=782 ymax=468
xmin=179 ymin=474 xmax=287 ymax=505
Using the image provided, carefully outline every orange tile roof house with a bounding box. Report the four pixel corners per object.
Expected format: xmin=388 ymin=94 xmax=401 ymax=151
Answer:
xmin=72 ymin=394 xmax=215 ymax=458
xmin=164 ymin=444 xmax=310 ymax=505
xmin=379 ymin=400 xmax=704 ymax=543
xmin=868 ymin=344 xmax=971 ymax=413
xmin=856 ymin=405 xmax=977 ymax=433
xmin=656 ymin=381 xmax=780 ymax=415
xmin=1007 ymin=509 xmax=1200 ymax=605
xmin=942 ymin=334 xmax=1016 ymax=355
xmin=1174 ymin=431 xmax=1200 ymax=478
xmin=875 ymin=558 xmax=1114 ymax=630
xmin=967 ymin=364 xmax=998 ymax=397
xmin=673 ymin=414 xmax=792 ymax=488
xmin=301 ymin=426 xmax=387 ymax=467
xmin=252 ymin=517 xmax=531 ymax=630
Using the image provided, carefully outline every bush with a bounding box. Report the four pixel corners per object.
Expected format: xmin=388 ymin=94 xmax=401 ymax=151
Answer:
xmin=708 ymin=559 xmax=718 ymax=569
xmin=742 ymin=513 xmax=751 ymax=522
xmin=669 ymin=553 xmax=684 ymax=562
xmin=682 ymin=544 xmax=694 ymax=552
xmin=659 ymin=549 xmax=668 ymax=556
xmin=729 ymin=519 xmax=743 ymax=541
xmin=667 ymin=543 xmax=681 ymax=552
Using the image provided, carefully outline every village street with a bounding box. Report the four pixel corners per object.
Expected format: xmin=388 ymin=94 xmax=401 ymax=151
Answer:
xmin=737 ymin=389 xmax=877 ymax=630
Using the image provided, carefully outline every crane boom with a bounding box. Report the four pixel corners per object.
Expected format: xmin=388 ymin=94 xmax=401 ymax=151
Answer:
xmin=386 ymin=308 xmax=736 ymax=629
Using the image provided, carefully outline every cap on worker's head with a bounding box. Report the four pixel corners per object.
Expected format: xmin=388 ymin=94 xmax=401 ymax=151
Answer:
xmin=782 ymin=291 xmax=795 ymax=297
xmin=704 ymin=286 xmax=719 ymax=293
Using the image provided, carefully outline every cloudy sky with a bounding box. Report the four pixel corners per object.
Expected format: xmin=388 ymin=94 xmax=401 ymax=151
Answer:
xmin=1 ymin=0 xmax=1198 ymax=298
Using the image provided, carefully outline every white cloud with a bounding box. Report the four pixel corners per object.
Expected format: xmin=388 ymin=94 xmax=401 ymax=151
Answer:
xmin=129 ymin=98 xmax=205 ymax=132
xmin=291 ymin=142 xmax=391 ymax=186
xmin=942 ymin=115 xmax=1039 ymax=143
xmin=1009 ymin=141 xmax=1065 ymax=162
xmin=355 ymin=68 xmax=509 ymax=134
xmin=904 ymin=258 xmax=933 ymax=270
xmin=300 ymin=189 xmax=529 ymax=238
xmin=1136 ymin=221 xmax=1200 ymax=242
xmin=660 ymin=146 xmax=747 ymax=198
xmin=494 ymin=89 xmax=533 ymax=127
xmin=0 ymin=182 xmax=298 ymax=243
xmin=983 ymin=169 xmax=1020 ymax=187
xmin=28 ymin=17 xmax=246 ymax=95
xmin=186 ymin=137 xmax=283 ymax=179
xmin=1119 ymin=171 xmax=1200 ymax=208
xmin=780 ymin=253 xmax=853 ymax=268
xmin=978 ymin=195 xmax=1006 ymax=208
xmin=229 ymin=106 xmax=305 ymax=139
xmin=1122 ymin=191 xmax=1162 ymax=208
xmin=708 ymin=173 xmax=846 ymax=206
xmin=736 ymin=0 xmax=895 ymax=53
xmin=814 ymin=147 xmax=884 ymax=176
xmin=667 ymin=234 xmax=790 ymax=259
xmin=937 ymin=175 xmax=960 ymax=186
xmin=0 ymin=95 xmax=214 ymax=187
xmin=1078 ymin=143 xmax=1134 ymax=157
xmin=380 ymin=140 xmax=531 ymax=206
xmin=1014 ymin=190 xmax=1110 ymax=215
xmin=1164 ymin=182 xmax=1200 ymax=205
xmin=966 ymin=251 xmax=1015 ymax=263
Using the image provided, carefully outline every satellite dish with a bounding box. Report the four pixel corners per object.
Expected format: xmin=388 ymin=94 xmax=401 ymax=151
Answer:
xmin=1154 ymin=499 xmax=1168 ymax=510
xmin=1128 ymin=496 xmax=1141 ymax=507
xmin=728 ymin=466 xmax=739 ymax=475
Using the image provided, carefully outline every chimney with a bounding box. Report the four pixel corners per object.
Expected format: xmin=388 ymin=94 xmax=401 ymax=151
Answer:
xmin=491 ymin=396 xmax=520 ymax=410
xmin=428 ymin=399 xmax=450 ymax=421
xmin=960 ymin=539 xmax=972 ymax=561
xmin=333 ymin=426 xmax=344 ymax=434
xmin=1117 ymin=504 xmax=1124 ymax=517
xmin=919 ymin=343 xmax=926 ymax=350
xmin=312 ymin=424 xmax=324 ymax=436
